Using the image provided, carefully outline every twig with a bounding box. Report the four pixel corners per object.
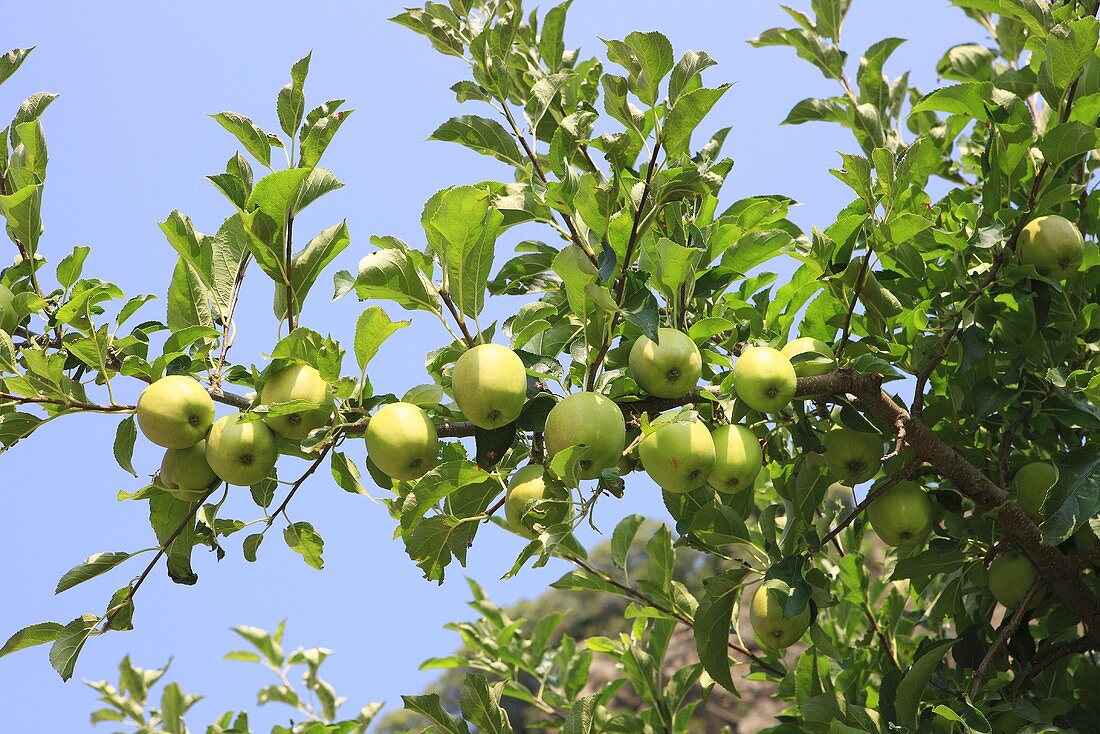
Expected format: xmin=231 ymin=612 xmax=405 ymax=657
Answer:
xmin=265 ymin=444 xmax=334 ymax=529
xmin=882 ymin=420 xmax=907 ymax=462
xmin=998 ymin=406 xmax=1033 ymax=487
xmin=969 ymin=579 xmax=1041 ymax=698
xmin=836 ymin=249 xmax=872 ymax=357
xmin=214 ymin=252 xmax=251 ymax=380
xmin=439 ymin=288 xmax=477 ymax=348
xmin=815 ymin=461 xmax=922 ymax=551
xmin=285 ymin=215 xmax=297 ymax=331
xmin=1022 ymin=637 xmax=1096 ymax=684
xmin=0 ymin=391 xmax=135 ymax=413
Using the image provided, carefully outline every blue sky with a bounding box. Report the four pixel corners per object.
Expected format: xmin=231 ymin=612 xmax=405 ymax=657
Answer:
xmin=0 ymin=0 xmax=974 ymax=729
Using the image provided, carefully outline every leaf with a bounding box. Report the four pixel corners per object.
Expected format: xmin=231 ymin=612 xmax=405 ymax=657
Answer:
xmin=750 ymin=26 xmax=845 ymax=81
xmin=166 ymin=258 xmax=214 ymax=331
xmin=284 ymin=521 xmax=325 ymax=570
xmin=611 ymin=514 xmax=646 ymax=570
xmin=0 ymin=182 xmax=44 ymax=254
xmin=56 ymin=246 xmax=90 ymax=289
xmin=299 ymin=108 xmax=354 ymax=168
xmin=55 ymin=552 xmax=133 ymax=594
xmin=149 ymin=492 xmax=199 ymax=585
xmin=275 ymin=220 xmax=352 ymax=319
xmin=475 ymin=423 xmax=516 ymax=469
xmin=663 ymin=85 xmax=731 ymax=157
xmin=602 ymin=31 xmax=674 ymax=106
xmin=1037 ymin=121 xmax=1100 ymax=170
xmin=430 ymin=115 xmax=525 ymax=168
xmin=812 ymin=0 xmax=851 ymax=44
xmin=723 ymin=230 xmax=794 ymax=274
xmin=891 ymin=550 xmax=967 ymax=584
xmin=402 ymin=691 xmax=470 ymax=734
xmin=0 ymin=622 xmax=63 ymax=659
xmin=669 ymin=50 xmax=717 ymax=105
xmin=49 ymin=614 xmax=99 ymax=681
xmin=560 ymin=695 xmax=597 ymax=734
xmin=459 ymin=674 xmax=513 ymax=734
xmin=894 ymin=639 xmax=955 ymax=729
xmin=1040 ymin=16 xmax=1099 ymax=99
xmin=423 ymin=185 xmax=503 ymax=318
xmin=211 ymin=111 xmax=273 ymax=168
xmin=782 ymin=97 xmax=849 ymax=125
xmin=539 ymin=1 xmax=572 ymax=68
xmin=350 ymin=240 xmax=440 ymax=313
xmin=0 ymin=47 xmax=34 ymax=86
xmin=278 ymin=52 xmax=311 ymax=138
xmin=1040 ymin=446 xmax=1100 ymax=546
xmin=354 ymin=305 xmax=409 ymax=372
xmin=330 ymin=451 xmax=367 ymax=495
xmin=112 ymin=416 xmax=138 ymax=477
xmin=693 ymin=572 xmax=743 ymax=694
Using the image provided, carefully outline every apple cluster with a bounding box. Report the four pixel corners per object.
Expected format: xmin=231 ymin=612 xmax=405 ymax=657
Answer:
xmin=136 ymin=364 xmax=334 ymax=499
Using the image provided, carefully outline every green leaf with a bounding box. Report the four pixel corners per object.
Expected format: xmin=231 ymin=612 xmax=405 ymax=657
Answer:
xmin=354 ymin=305 xmax=409 ymax=373
xmin=611 ymin=514 xmax=646 ymax=570
xmin=0 ymin=183 xmax=44 ymax=254
xmin=423 ymin=185 xmax=504 ymax=318
xmin=299 ymin=108 xmax=353 ymax=168
xmin=149 ymin=492 xmax=199 ymax=585
xmin=722 ymin=230 xmax=794 ymax=274
xmin=402 ymin=691 xmax=470 ymax=734
xmin=693 ymin=572 xmax=743 ymax=694
xmin=539 ymin=1 xmax=572 ymax=68
xmin=49 ymin=614 xmax=99 ymax=681
xmin=275 ymin=220 xmax=352 ymax=320
xmin=857 ymin=37 xmax=905 ymax=109
xmin=349 ymin=238 xmax=440 ymax=313
xmin=1037 ymin=121 xmax=1100 ymax=170
xmin=895 ymin=639 xmax=955 ymax=729
xmin=284 ymin=521 xmax=325 ymax=570
xmin=663 ymin=85 xmax=731 ymax=157
xmin=669 ymin=50 xmax=717 ymax=105
xmin=430 ymin=115 xmax=525 ymax=168
xmin=936 ymin=43 xmax=994 ymax=82
xmin=890 ymin=550 xmax=967 ymax=584
xmin=166 ymin=257 xmax=214 ymax=331
xmin=1040 ymin=16 xmax=1099 ymax=100
xmin=750 ymin=26 xmax=845 ymax=81
xmin=602 ymin=31 xmax=674 ymax=106
xmin=211 ymin=111 xmax=274 ymax=169
xmin=782 ymin=97 xmax=849 ymax=125
xmin=560 ymin=695 xmax=597 ymax=734
xmin=1040 ymin=446 xmax=1100 ymax=546
xmin=248 ymin=167 xmax=312 ymax=226
xmin=0 ymin=621 xmax=63 ymax=659
xmin=112 ymin=416 xmax=138 ymax=477
xmin=243 ymin=533 xmax=264 ymax=562
xmin=330 ymin=451 xmax=367 ymax=495
xmin=210 ymin=214 xmax=251 ymax=313
xmin=278 ymin=52 xmax=312 ymax=139
xmin=812 ymin=0 xmax=851 ymax=44
xmin=54 ymin=552 xmax=134 ymax=595
xmin=55 ymin=246 xmax=90 ymax=290
xmin=0 ymin=47 xmax=34 ymax=86
xmin=459 ymin=674 xmax=513 ymax=734
xmin=269 ymin=328 xmax=343 ymax=382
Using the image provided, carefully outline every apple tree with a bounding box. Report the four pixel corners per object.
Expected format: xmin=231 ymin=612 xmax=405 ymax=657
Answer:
xmin=2 ymin=0 xmax=1100 ymax=731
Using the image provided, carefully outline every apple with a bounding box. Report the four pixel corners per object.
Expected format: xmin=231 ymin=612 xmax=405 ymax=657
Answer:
xmin=136 ymin=375 xmax=215 ymax=449
xmin=1018 ymin=214 xmax=1084 ymax=279
xmin=365 ymin=401 xmax=439 ymax=481
xmin=204 ymin=414 xmax=278 ymax=486
xmin=867 ymin=481 xmax=933 ymax=547
xmin=261 ymin=363 xmax=334 ymax=440
xmin=824 ymin=481 xmax=855 ymax=508
xmin=544 ymin=392 xmax=626 ymax=480
xmin=708 ymin=423 xmax=762 ymax=494
xmin=452 ymin=343 xmax=528 ymax=429
xmin=639 ymin=418 xmax=715 ymax=494
xmin=822 ymin=428 xmax=883 ymax=485
xmin=160 ymin=440 xmax=220 ymax=502
xmin=628 ymin=327 xmax=702 ymax=398
xmin=504 ymin=464 xmax=572 ymax=539
xmin=1012 ymin=461 xmax=1058 ymax=522
xmin=0 ymin=283 xmax=17 ymax=334
xmin=988 ymin=552 xmax=1039 ymax=609
xmin=733 ymin=346 xmax=797 ymax=413
xmin=749 ymin=579 xmax=811 ymax=649
xmin=781 ymin=336 xmax=836 ymax=377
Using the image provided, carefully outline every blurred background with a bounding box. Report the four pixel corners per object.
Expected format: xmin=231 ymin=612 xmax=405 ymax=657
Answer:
xmin=0 ymin=0 xmax=973 ymax=728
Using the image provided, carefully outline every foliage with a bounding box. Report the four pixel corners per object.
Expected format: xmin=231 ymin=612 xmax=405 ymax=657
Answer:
xmin=1 ymin=0 xmax=1100 ymax=732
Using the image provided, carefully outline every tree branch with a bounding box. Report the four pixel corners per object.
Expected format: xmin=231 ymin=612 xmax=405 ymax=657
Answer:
xmin=439 ymin=288 xmax=477 ymax=348
xmin=969 ymin=579 xmax=1041 ymax=698
xmin=0 ymin=391 xmax=135 ymax=413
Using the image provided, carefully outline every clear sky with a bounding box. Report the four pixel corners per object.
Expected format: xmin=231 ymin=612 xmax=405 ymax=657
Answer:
xmin=0 ymin=1 xmax=974 ymax=729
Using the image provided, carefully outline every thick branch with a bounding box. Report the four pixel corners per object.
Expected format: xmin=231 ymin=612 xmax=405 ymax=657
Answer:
xmin=0 ymin=392 xmax=135 ymax=413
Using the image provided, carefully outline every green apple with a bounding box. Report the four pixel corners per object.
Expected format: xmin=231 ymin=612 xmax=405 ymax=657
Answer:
xmin=365 ymin=402 xmax=439 ymax=481
xmin=988 ymin=552 xmax=1039 ymax=609
xmin=824 ymin=481 xmax=855 ymax=508
xmin=136 ymin=375 xmax=216 ymax=449
xmin=504 ymin=464 xmax=572 ymax=538
xmin=867 ymin=481 xmax=934 ymax=547
xmin=160 ymin=440 xmax=220 ymax=502
xmin=628 ymin=327 xmax=702 ymax=398
xmin=733 ymin=346 xmax=797 ymax=412
xmin=639 ymin=418 xmax=715 ymax=493
xmin=261 ymin=363 xmax=334 ymax=440
xmin=452 ymin=343 xmax=528 ymax=429
xmin=1018 ymin=214 xmax=1084 ymax=279
xmin=781 ymin=336 xmax=836 ymax=378
xmin=544 ymin=392 xmax=626 ymax=480
xmin=0 ymin=283 xmax=17 ymax=334
xmin=749 ymin=579 xmax=811 ymax=649
xmin=205 ymin=414 xmax=278 ymax=486
xmin=708 ymin=423 xmax=761 ymax=494
xmin=822 ymin=428 xmax=883 ymax=485
xmin=1012 ymin=461 xmax=1058 ymax=522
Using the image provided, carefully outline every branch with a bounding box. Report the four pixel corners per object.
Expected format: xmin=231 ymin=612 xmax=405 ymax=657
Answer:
xmin=439 ymin=288 xmax=477 ymax=348
xmin=0 ymin=391 xmax=135 ymax=413
xmin=836 ymin=248 xmax=872 ymax=357
xmin=968 ymin=579 xmax=1041 ymax=698
xmin=284 ymin=215 xmax=297 ymax=332
xmin=265 ymin=443 xmax=334 ymax=529
xmin=1022 ymin=637 xmax=1095 ymax=684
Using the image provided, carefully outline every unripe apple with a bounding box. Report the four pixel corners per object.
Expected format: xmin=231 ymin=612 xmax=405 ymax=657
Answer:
xmin=261 ymin=363 xmax=334 ymax=440
xmin=867 ymin=481 xmax=933 ymax=547
xmin=781 ymin=336 xmax=836 ymax=378
xmin=544 ymin=392 xmax=626 ymax=480
xmin=137 ymin=375 xmax=215 ymax=449
xmin=733 ymin=346 xmax=797 ymax=412
xmin=0 ymin=283 xmax=17 ymax=334
xmin=628 ymin=327 xmax=702 ymax=398
xmin=708 ymin=423 xmax=761 ymax=494
xmin=988 ymin=552 xmax=1039 ymax=609
xmin=365 ymin=402 xmax=439 ymax=481
xmin=205 ymin=414 xmax=279 ymax=486
xmin=639 ymin=418 xmax=715 ymax=494
xmin=452 ymin=343 xmax=528 ymax=429
xmin=824 ymin=481 xmax=854 ymax=508
xmin=749 ymin=580 xmax=810 ymax=649
xmin=1018 ymin=214 xmax=1084 ymax=280
xmin=504 ymin=464 xmax=572 ymax=539
xmin=822 ymin=428 xmax=883 ymax=485
xmin=160 ymin=440 xmax=220 ymax=502
xmin=1011 ymin=461 xmax=1058 ymax=522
